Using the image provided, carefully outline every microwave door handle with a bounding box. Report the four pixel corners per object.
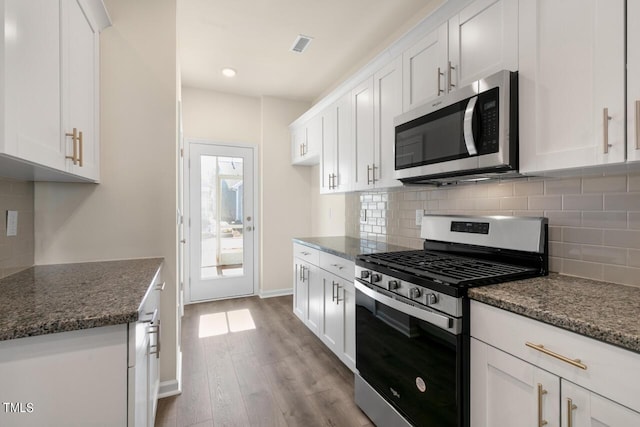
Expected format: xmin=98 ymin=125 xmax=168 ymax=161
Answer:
xmin=463 ymin=96 xmax=478 ymax=155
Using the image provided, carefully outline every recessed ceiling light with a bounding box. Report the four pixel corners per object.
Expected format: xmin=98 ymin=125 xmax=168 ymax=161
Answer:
xmin=221 ymin=67 xmax=237 ymax=78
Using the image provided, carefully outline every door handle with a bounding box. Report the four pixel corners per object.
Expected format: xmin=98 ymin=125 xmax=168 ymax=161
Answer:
xmin=447 ymin=61 xmax=456 ymax=91
xmin=635 ymin=100 xmax=640 ymax=150
xmin=463 ymin=96 xmax=478 ymax=155
xmin=437 ymin=67 xmax=444 ymax=95
xmin=537 ymin=383 xmax=548 ymax=427
xmin=603 ymin=108 xmax=612 ymax=153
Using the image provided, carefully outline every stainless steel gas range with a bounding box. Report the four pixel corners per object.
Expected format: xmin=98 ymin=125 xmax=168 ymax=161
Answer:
xmin=354 ymin=214 xmax=548 ymax=427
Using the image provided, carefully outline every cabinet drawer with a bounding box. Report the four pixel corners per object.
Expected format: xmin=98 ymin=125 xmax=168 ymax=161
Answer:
xmin=471 ymin=301 xmax=640 ymax=413
xmin=293 ymin=243 xmax=320 ymax=265
xmin=319 ymin=251 xmax=354 ymax=281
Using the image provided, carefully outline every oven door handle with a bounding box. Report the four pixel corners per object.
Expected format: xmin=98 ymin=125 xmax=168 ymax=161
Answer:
xmin=463 ymin=96 xmax=478 ymax=156
xmin=355 ymin=281 xmax=455 ymax=331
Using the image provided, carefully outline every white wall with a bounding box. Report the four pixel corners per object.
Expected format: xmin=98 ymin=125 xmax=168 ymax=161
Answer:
xmin=181 ymin=88 xmax=311 ymax=294
xmin=34 ymin=0 xmax=178 ymax=384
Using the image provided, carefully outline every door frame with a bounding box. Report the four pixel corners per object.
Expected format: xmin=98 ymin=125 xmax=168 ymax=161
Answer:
xmin=183 ymin=139 xmax=259 ymax=304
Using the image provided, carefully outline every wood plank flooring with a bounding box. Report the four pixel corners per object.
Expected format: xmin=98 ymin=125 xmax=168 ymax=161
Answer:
xmin=155 ymin=295 xmax=373 ymax=427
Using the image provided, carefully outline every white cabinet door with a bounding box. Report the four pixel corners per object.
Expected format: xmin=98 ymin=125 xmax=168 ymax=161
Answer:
xmin=561 ymin=380 xmax=640 ymax=427
xmin=518 ymin=0 xmax=625 ymax=173
xmin=293 ymin=260 xmax=308 ymax=322
xmin=471 ymin=338 xmax=560 ymax=427
xmin=320 ymin=108 xmax=336 ymax=194
xmin=340 ymin=282 xmax=356 ymax=372
xmin=2 ymin=0 xmax=64 ymax=171
xmin=628 ymin=0 xmax=640 ymax=163
xmin=402 ymin=23 xmax=448 ymax=112
xmin=320 ymin=272 xmax=343 ymax=354
xmin=291 ymin=125 xmax=306 ymax=164
xmin=353 ymin=77 xmax=375 ymax=191
xmin=61 ymin=0 xmax=100 ymax=181
xmin=448 ymin=0 xmax=518 ymax=89
xmin=373 ymin=56 xmax=403 ymax=190
xmin=306 ymin=263 xmax=322 ymax=336
xmin=335 ymin=93 xmax=353 ymax=192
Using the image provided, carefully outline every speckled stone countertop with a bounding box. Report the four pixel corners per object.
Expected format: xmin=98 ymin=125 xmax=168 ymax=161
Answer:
xmin=468 ymin=273 xmax=640 ymax=354
xmin=293 ymin=236 xmax=411 ymax=261
xmin=0 ymin=258 xmax=163 ymax=341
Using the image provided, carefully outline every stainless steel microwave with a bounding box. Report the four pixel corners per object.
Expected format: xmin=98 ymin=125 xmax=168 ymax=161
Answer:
xmin=394 ymin=70 xmax=518 ymax=185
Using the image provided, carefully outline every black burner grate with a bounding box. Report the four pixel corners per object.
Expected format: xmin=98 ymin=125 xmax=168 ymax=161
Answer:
xmin=362 ymin=250 xmax=536 ymax=286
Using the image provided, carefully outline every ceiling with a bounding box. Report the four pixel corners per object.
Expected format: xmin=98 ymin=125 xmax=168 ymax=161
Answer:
xmin=178 ymin=0 xmax=441 ymax=102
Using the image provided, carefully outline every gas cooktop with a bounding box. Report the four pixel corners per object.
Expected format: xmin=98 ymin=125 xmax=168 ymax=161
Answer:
xmin=358 ymin=249 xmax=538 ymax=286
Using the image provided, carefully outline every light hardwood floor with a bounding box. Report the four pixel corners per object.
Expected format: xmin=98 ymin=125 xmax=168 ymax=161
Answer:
xmin=155 ymin=295 xmax=373 ymax=427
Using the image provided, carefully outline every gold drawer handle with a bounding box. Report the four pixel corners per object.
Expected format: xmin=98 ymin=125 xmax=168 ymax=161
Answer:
xmin=537 ymin=383 xmax=548 ymax=427
xmin=525 ymin=342 xmax=587 ymax=370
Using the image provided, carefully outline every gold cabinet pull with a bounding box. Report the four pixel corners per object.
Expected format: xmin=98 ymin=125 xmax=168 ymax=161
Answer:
xmin=603 ymin=108 xmax=612 ymax=153
xmin=65 ymin=127 xmax=79 ymax=165
xmin=525 ymin=342 xmax=587 ymax=370
xmin=636 ymin=100 xmax=640 ymax=150
xmin=537 ymin=383 xmax=548 ymax=427
xmin=78 ymin=130 xmax=84 ymax=167
xmin=567 ymin=398 xmax=577 ymax=427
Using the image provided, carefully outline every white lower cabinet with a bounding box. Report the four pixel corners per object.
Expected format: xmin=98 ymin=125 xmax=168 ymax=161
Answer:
xmin=292 ymin=243 xmax=356 ymax=372
xmin=471 ymin=301 xmax=640 ymax=427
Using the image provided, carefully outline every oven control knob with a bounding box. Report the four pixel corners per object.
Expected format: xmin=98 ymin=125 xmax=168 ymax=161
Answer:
xmin=426 ymin=293 xmax=438 ymax=305
xmin=388 ymin=280 xmax=400 ymax=290
xmin=360 ymin=270 xmax=370 ymax=280
xmin=409 ymin=287 xmax=422 ymax=299
xmin=371 ymin=274 xmax=382 ymax=283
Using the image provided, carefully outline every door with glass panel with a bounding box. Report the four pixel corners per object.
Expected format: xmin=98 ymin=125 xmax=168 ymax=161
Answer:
xmin=187 ymin=142 xmax=255 ymax=302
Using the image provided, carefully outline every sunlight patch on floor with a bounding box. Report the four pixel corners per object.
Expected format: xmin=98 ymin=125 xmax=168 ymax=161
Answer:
xmin=198 ymin=308 xmax=256 ymax=338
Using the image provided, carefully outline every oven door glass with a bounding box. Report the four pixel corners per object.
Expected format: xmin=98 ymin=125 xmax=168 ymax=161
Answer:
xmin=356 ymin=288 xmax=461 ymax=427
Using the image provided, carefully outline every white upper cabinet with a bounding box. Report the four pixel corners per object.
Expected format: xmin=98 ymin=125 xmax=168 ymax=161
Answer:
xmin=2 ymin=0 xmax=64 ymax=172
xmin=0 ymin=0 xmax=109 ymax=182
xmin=402 ymin=0 xmax=517 ymax=113
xmin=518 ymin=0 xmax=625 ymax=174
xmin=320 ymin=108 xmax=335 ymax=193
xmin=335 ymin=93 xmax=353 ymax=192
xmin=402 ymin=23 xmax=448 ymax=112
xmin=373 ymin=57 xmax=403 ymax=189
xmin=448 ymin=0 xmax=518 ymax=89
xmin=628 ymin=0 xmax=640 ymax=163
xmin=62 ymin=0 xmax=101 ymax=181
xmin=352 ymin=77 xmax=376 ymax=191
xmin=291 ymin=120 xmax=320 ymax=165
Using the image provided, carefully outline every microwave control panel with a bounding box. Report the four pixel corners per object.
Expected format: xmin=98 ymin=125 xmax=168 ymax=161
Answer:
xmin=477 ymin=88 xmax=499 ymax=154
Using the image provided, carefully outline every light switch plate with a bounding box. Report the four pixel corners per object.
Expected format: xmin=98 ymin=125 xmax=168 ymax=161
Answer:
xmin=6 ymin=210 xmax=17 ymax=236
xmin=415 ymin=209 xmax=424 ymax=226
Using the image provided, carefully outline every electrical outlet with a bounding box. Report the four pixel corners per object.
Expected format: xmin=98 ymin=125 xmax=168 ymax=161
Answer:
xmin=415 ymin=209 xmax=424 ymax=226
xmin=6 ymin=210 xmax=18 ymax=236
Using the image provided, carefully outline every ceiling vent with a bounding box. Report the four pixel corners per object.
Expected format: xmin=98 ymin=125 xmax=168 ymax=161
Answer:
xmin=290 ymin=34 xmax=313 ymax=54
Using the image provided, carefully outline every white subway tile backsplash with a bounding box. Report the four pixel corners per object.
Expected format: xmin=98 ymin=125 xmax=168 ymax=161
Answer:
xmin=514 ymin=180 xmax=544 ymax=196
xmin=581 ymin=245 xmax=627 ymax=265
xmin=487 ymin=182 xmax=514 ymax=197
xmin=603 ymin=229 xmax=640 ymax=249
xmin=545 ymin=211 xmax=581 ymax=227
xmin=563 ymin=227 xmax=603 ymax=245
xmin=563 ymin=259 xmax=604 ymax=281
xmin=545 ymin=178 xmax=581 ymax=195
xmin=582 ymin=211 xmax=627 ymax=229
xmin=604 ymin=193 xmax=640 ymax=211
xmin=499 ymin=197 xmax=527 ymax=210
xmin=603 ymin=265 xmax=640 ymax=287
xmin=345 ymin=172 xmax=640 ymax=287
xmin=583 ymin=175 xmax=627 ymax=193
xmin=529 ymin=195 xmax=562 ymax=210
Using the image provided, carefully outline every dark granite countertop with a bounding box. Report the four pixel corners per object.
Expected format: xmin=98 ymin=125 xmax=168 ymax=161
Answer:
xmin=468 ymin=273 xmax=640 ymax=354
xmin=0 ymin=258 xmax=163 ymax=341
xmin=293 ymin=236 xmax=411 ymax=261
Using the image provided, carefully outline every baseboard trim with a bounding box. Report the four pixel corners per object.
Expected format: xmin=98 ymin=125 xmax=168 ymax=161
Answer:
xmin=259 ymin=288 xmax=293 ymax=298
xmin=158 ymin=351 xmax=182 ymax=398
